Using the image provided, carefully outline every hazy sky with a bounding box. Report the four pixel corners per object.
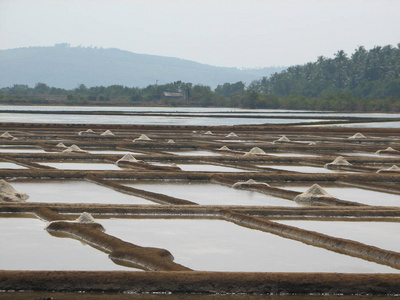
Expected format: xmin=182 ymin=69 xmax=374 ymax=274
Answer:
xmin=1 ymin=0 xmax=399 ymax=68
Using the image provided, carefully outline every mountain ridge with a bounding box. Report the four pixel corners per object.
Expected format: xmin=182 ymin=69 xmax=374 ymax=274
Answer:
xmin=0 ymin=45 xmax=285 ymax=89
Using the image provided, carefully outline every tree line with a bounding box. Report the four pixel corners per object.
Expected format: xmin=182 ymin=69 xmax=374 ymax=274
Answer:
xmin=1 ymin=44 xmax=399 ymax=112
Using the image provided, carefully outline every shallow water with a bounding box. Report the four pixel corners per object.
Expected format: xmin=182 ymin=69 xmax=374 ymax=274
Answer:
xmin=0 ymin=217 xmax=134 ymax=271
xmin=0 ymin=148 xmax=46 ymax=153
xmin=266 ymin=153 xmax=321 ymax=157
xmin=178 ymin=164 xmax=251 ymax=172
xmin=100 ymin=218 xmax=400 ymax=273
xmin=89 ymin=150 xmax=144 ymax=155
xmin=257 ymin=165 xmax=340 ymax=174
xmin=41 ymin=162 xmax=123 ymax=170
xmin=166 ymin=150 xmax=222 ymax=156
xmin=123 ymin=182 xmax=296 ymax=206
xmin=10 ymin=180 xmax=155 ymax=205
xmin=0 ymin=162 xmax=27 ymax=169
xmin=276 ymin=220 xmax=400 ymax=254
xmin=0 ymin=112 xmax=322 ymax=126
xmin=285 ymin=185 xmax=400 ymax=207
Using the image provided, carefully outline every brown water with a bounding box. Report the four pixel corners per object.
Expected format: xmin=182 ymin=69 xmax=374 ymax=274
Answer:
xmin=0 ymin=292 xmax=397 ymax=299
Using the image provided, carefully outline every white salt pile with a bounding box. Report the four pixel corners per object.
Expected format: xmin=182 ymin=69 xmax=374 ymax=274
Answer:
xmin=0 ymin=180 xmax=29 ymax=202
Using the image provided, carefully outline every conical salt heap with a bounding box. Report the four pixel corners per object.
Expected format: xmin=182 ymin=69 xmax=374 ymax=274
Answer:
xmin=244 ymin=147 xmax=266 ymax=156
xmin=377 ymin=165 xmax=400 ymax=173
xmin=75 ymin=212 xmax=97 ymax=223
xmin=134 ymin=134 xmax=151 ymax=141
xmin=56 ymin=142 xmax=67 ymax=148
xmin=375 ymin=147 xmax=400 ymax=155
xmin=324 ymin=156 xmax=351 ymax=168
xmin=226 ymin=132 xmax=238 ymax=138
xmin=348 ymin=132 xmax=366 ymax=139
xmin=294 ymin=184 xmax=337 ymax=204
xmin=78 ymin=129 xmax=96 ymax=136
xmin=116 ymin=153 xmax=140 ymax=164
xmin=309 ymin=142 xmax=317 ymax=145
xmin=62 ymin=144 xmax=87 ymax=153
xmin=273 ymin=135 xmax=291 ymax=144
xmin=1 ymin=132 xmax=14 ymax=139
xmin=233 ymin=179 xmax=270 ymax=189
xmin=204 ymin=131 xmax=213 ymax=135
xmin=101 ymin=130 xmax=114 ymax=136
xmin=0 ymin=180 xmax=29 ymax=202
xmin=167 ymin=139 xmax=175 ymax=144
xmin=218 ymin=146 xmax=231 ymax=151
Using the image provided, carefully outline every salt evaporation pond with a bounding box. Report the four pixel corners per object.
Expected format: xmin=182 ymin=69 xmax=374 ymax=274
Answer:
xmin=266 ymin=153 xmax=321 ymax=157
xmin=257 ymin=165 xmax=340 ymax=174
xmin=0 ymin=148 xmax=47 ymax=153
xmin=89 ymin=150 xmax=144 ymax=155
xmin=166 ymin=150 xmax=222 ymax=156
xmin=0 ymin=162 xmax=28 ymax=169
xmin=178 ymin=164 xmax=250 ymax=172
xmin=41 ymin=162 xmax=122 ymax=170
xmin=276 ymin=220 xmax=400 ymax=254
xmin=284 ymin=185 xmax=400 ymax=207
xmin=10 ymin=181 xmax=155 ymax=205
xmin=0 ymin=217 xmax=134 ymax=271
xmin=123 ymin=182 xmax=296 ymax=206
xmin=100 ymin=218 xmax=399 ymax=273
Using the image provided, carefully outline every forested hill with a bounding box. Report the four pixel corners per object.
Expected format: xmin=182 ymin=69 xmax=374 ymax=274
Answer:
xmin=0 ymin=44 xmax=284 ymax=89
xmin=250 ymin=44 xmax=400 ymax=100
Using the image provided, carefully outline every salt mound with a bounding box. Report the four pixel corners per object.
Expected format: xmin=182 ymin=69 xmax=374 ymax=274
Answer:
xmin=244 ymin=147 xmax=266 ymax=156
xmin=204 ymin=131 xmax=213 ymax=135
xmin=0 ymin=180 xmax=29 ymax=202
xmin=1 ymin=132 xmax=14 ymax=139
xmin=375 ymin=147 xmax=399 ymax=155
xmin=377 ymin=165 xmax=400 ymax=173
xmin=78 ymin=129 xmax=96 ymax=136
xmin=278 ymin=135 xmax=290 ymax=142
xmin=273 ymin=135 xmax=291 ymax=144
xmin=325 ymin=156 xmax=351 ymax=168
xmin=167 ymin=139 xmax=175 ymax=144
xmin=75 ymin=212 xmax=97 ymax=223
xmin=226 ymin=132 xmax=238 ymax=138
xmin=134 ymin=134 xmax=151 ymax=141
xmin=294 ymin=184 xmax=336 ymax=204
xmin=101 ymin=130 xmax=114 ymax=136
xmin=116 ymin=153 xmax=140 ymax=164
xmin=309 ymin=142 xmax=317 ymax=145
xmin=218 ymin=146 xmax=231 ymax=151
xmin=348 ymin=133 xmax=366 ymax=139
xmin=56 ymin=142 xmax=67 ymax=148
xmin=62 ymin=144 xmax=87 ymax=153
xmin=233 ymin=179 xmax=270 ymax=189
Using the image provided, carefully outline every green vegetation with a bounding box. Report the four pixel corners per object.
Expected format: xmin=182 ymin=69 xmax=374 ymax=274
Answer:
xmin=249 ymin=44 xmax=400 ymax=111
xmin=1 ymin=44 xmax=399 ymax=112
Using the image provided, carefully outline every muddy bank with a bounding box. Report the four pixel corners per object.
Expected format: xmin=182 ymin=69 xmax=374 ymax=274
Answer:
xmin=1 ymin=271 xmax=400 ymax=295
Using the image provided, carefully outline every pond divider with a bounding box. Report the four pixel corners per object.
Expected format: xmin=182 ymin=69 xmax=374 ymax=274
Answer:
xmin=34 ymin=207 xmax=191 ymax=271
xmin=85 ymin=174 xmax=196 ymax=205
xmin=220 ymin=209 xmax=400 ymax=270
xmin=1 ymin=271 xmax=400 ymax=294
xmin=212 ymin=176 xmax=365 ymax=206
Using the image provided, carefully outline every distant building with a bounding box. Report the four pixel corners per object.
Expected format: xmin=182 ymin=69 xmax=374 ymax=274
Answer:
xmin=162 ymin=92 xmax=183 ymax=99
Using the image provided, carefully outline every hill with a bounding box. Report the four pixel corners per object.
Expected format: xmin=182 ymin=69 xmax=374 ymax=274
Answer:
xmin=0 ymin=44 xmax=284 ymax=89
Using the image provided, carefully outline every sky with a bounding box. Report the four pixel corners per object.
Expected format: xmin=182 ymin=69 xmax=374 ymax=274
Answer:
xmin=1 ymin=0 xmax=399 ymax=68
